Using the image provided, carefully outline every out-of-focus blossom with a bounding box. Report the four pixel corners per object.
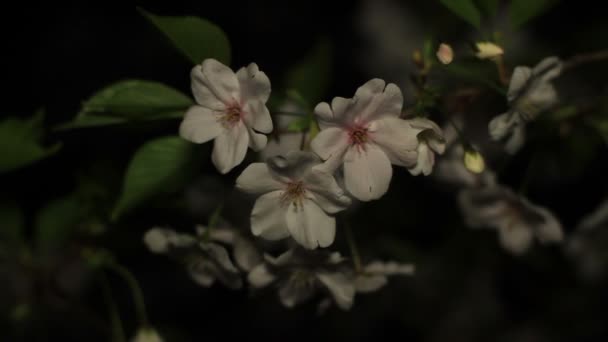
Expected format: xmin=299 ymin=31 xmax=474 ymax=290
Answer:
xmin=405 ymin=117 xmax=446 ymax=176
xmin=236 ymin=151 xmax=351 ymax=249
xmin=463 ymin=148 xmax=486 ymax=174
xmin=179 ymin=59 xmax=273 ymax=173
xmin=475 ymin=42 xmax=504 ymax=60
xmin=458 ymin=185 xmax=563 ymax=255
xmin=131 ymin=327 xmax=163 ymax=342
xmin=436 ymin=43 xmax=454 ymax=65
xmin=355 ymin=261 xmax=415 ymax=293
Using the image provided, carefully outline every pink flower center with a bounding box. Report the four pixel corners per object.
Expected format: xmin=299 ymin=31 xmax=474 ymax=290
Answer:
xmin=348 ymin=125 xmax=370 ymax=147
xmin=219 ymin=103 xmax=243 ymax=128
xmin=281 ymin=181 xmax=307 ymax=210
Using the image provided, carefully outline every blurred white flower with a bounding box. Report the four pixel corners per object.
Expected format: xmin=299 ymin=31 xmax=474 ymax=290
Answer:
xmin=489 ymin=57 xmax=563 ymax=154
xmin=143 ymin=225 xmax=245 ymax=289
xmin=131 ymin=327 xmax=163 ymax=342
xmin=179 ymin=59 xmax=273 ymax=173
xmin=458 ymin=185 xmax=563 ymax=255
xmin=248 ymin=248 xmax=355 ymax=310
xmin=355 ymin=261 xmax=415 ymax=293
xmin=236 ymin=151 xmax=351 ymax=249
xmin=475 ymin=42 xmax=504 ymax=60
xmin=405 ymin=117 xmax=446 ymax=176
xmin=260 ymin=102 xmax=310 ymax=160
xmin=436 ymin=43 xmax=454 ymax=65
xmin=310 ymin=79 xmax=420 ymax=201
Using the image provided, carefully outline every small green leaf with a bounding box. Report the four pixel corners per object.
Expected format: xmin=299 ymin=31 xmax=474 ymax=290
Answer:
xmin=287 ymin=116 xmax=312 ymax=132
xmin=284 ymin=39 xmax=333 ymax=105
xmin=509 ymin=0 xmax=558 ymax=29
xmin=57 ymin=80 xmax=193 ymax=130
xmin=440 ymin=0 xmax=482 ymax=29
xmin=138 ymin=7 xmax=231 ymax=65
xmin=35 ymin=195 xmax=82 ymax=256
xmin=0 ymin=111 xmax=61 ymax=173
xmin=0 ymin=200 xmax=24 ymax=245
xmin=475 ymin=0 xmax=500 ymax=17
xmin=112 ymin=136 xmax=198 ymax=220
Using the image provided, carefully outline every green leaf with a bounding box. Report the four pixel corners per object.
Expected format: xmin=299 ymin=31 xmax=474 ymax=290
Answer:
xmin=284 ymin=39 xmax=333 ymax=105
xmin=509 ymin=0 xmax=558 ymax=29
xmin=0 ymin=200 xmax=24 ymax=245
xmin=475 ymin=0 xmax=500 ymax=17
xmin=57 ymin=80 xmax=193 ymax=130
xmin=287 ymin=116 xmax=312 ymax=132
xmin=112 ymin=136 xmax=198 ymax=220
xmin=440 ymin=0 xmax=482 ymax=29
xmin=35 ymin=195 xmax=82 ymax=255
xmin=0 ymin=111 xmax=61 ymax=173
xmin=138 ymin=7 xmax=231 ymax=65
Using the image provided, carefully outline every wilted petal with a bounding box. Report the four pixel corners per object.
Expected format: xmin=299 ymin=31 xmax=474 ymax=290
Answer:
xmin=211 ymin=122 xmax=249 ymax=174
xmin=251 ymin=191 xmax=290 ymax=240
xmin=237 ymin=62 xmax=271 ymax=103
xmin=310 ymin=127 xmax=349 ymax=161
xmin=344 ymin=144 xmax=392 ymax=201
xmin=317 ymin=272 xmax=355 ymax=310
xmin=286 ymin=200 xmax=336 ymax=249
xmin=236 ymin=163 xmax=284 ymax=194
xmin=179 ymin=106 xmax=223 ymax=144
xmin=371 ymin=117 xmax=419 ymax=167
xmin=248 ymin=264 xmax=276 ymax=288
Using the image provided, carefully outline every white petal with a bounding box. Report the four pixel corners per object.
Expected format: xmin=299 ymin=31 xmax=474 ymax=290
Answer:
xmin=310 ymin=127 xmax=349 ymax=161
xmin=211 ymin=122 xmax=249 ymax=174
xmin=371 ymin=117 xmax=419 ymax=167
xmin=279 ymin=278 xmax=315 ymax=308
xmin=344 ymin=144 xmax=392 ymax=201
xmin=251 ymin=191 xmax=290 ymax=240
xmin=190 ymin=66 xmax=224 ymax=110
xmin=246 ymin=125 xmax=268 ymax=152
xmin=408 ymin=142 xmax=435 ymax=176
xmin=458 ymin=187 xmax=511 ymax=228
xmin=507 ymin=66 xmax=533 ymax=103
xmin=260 ymin=132 xmax=307 ymax=160
xmin=317 ymin=272 xmax=355 ymax=310
xmin=179 ymin=106 xmax=223 ymax=144
xmin=355 ymin=274 xmax=387 ymax=293
xmin=243 ymin=100 xmax=273 ymax=134
xmin=532 ymin=56 xmax=563 ymax=82
xmin=504 ymin=125 xmax=526 ymax=154
xmin=488 ymin=112 xmax=521 ymax=141
xmin=188 ymin=263 xmax=215 ymax=287
xmin=267 ymin=151 xmax=321 ymax=181
xmin=247 ymin=264 xmax=276 ymax=288
xmin=352 ymin=80 xmax=403 ymax=123
xmin=314 ymin=102 xmax=335 ymax=129
xmin=286 ymin=200 xmax=336 ymax=249
xmin=199 ymin=242 xmax=242 ymax=289
xmin=236 ymin=63 xmax=271 ymax=103
xmin=527 ymin=83 xmax=558 ymax=109
xmin=233 ymin=235 xmax=263 ymax=271
xmin=198 ymin=59 xmax=240 ymax=104
xmin=304 ymin=169 xmax=351 ymax=214
xmin=498 ymin=223 xmax=534 ymax=255
xmin=236 ymin=163 xmax=284 ymax=194
xmin=143 ymin=228 xmax=173 ymax=254
xmin=525 ymin=201 xmax=563 ymax=244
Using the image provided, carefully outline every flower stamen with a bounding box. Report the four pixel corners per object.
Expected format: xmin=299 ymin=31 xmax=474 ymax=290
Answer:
xmin=218 ymin=103 xmax=243 ymax=128
xmin=281 ymin=181 xmax=307 ymax=210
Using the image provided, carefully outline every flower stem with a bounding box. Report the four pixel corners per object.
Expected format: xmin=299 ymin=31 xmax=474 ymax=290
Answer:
xmin=99 ymin=272 xmax=126 ymax=342
xmin=107 ymin=263 xmax=149 ymax=326
xmin=564 ymin=49 xmax=608 ymax=70
xmin=495 ymin=56 xmax=510 ymax=85
xmin=344 ymin=223 xmax=362 ymax=273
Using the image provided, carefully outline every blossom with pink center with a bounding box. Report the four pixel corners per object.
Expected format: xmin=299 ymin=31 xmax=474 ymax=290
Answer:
xmin=179 ymin=59 xmax=273 ymax=174
xmin=236 ymin=151 xmax=351 ymax=249
xmin=310 ymin=79 xmax=420 ymax=201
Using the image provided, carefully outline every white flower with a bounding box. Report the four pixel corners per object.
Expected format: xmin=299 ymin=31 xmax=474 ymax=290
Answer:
xmin=475 ymin=42 xmax=504 ymax=60
xmin=236 ymin=151 xmax=351 ymax=249
xmin=489 ymin=56 xmax=562 ymax=154
xmin=310 ymin=79 xmax=420 ymax=201
xmin=131 ymin=327 xmax=163 ymax=342
xmin=458 ymin=185 xmax=563 ymax=255
xmin=179 ymin=59 xmax=273 ymax=174
xmin=405 ymin=117 xmax=446 ymax=176
xmin=436 ymin=43 xmax=454 ymax=65
xmin=247 ymin=248 xmax=355 ymax=310
xmin=355 ymin=261 xmax=415 ymax=293
xmin=143 ymin=226 xmax=243 ymax=289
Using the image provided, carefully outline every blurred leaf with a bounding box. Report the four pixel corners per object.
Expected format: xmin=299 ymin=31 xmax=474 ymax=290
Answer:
xmin=287 ymin=116 xmax=312 ymax=132
xmin=284 ymin=39 xmax=333 ymax=105
xmin=35 ymin=195 xmax=82 ymax=255
xmin=509 ymin=0 xmax=558 ymax=29
xmin=443 ymin=60 xmax=506 ymax=95
xmin=422 ymin=37 xmax=435 ymax=68
xmin=0 ymin=111 xmax=61 ymax=173
xmin=475 ymin=0 xmax=500 ymax=17
xmin=138 ymin=8 xmax=231 ymax=65
xmin=0 ymin=200 xmax=24 ymax=245
xmin=57 ymin=80 xmax=192 ymax=130
xmin=440 ymin=0 xmax=482 ymax=29
xmin=548 ymin=105 xmax=578 ymax=122
xmin=586 ymin=113 xmax=608 ymax=145
xmin=112 ymin=136 xmax=198 ymax=221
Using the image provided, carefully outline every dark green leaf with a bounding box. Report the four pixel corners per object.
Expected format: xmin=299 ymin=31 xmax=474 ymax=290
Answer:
xmin=440 ymin=0 xmax=482 ymax=29
xmin=443 ymin=60 xmax=506 ymax=95
xmin=509 ymin=0 xmax=558 ymax=29
xmin=284 ymin=39 xmax=333 ymax=105
xmin=138 ymin=8 xmax=231 ymax=65
xmin=112 ymin=136 xmax=198 ymax=220
xmin=0 ymin=111 xmax=61 ymax=173
xmin=475 ymin=0 xmax=500 ymax=17
xmin=35 ymin=195 xmax=82 ymax=255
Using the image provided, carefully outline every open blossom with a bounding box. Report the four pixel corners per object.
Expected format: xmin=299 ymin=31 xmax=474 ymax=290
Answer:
xmin=355 ymin=261 xmax=415 ymax=293
xmin=405 ymin=117 xmax=446 ymax=176
xmin=458 ymin=185 xmax=563 ymax=255
xmin=248 ymin=249 xmax=355 ymax=310
xmin=489 ymin=56 xmax=562 ymax=153
xmin=143 ymin=225 xmax=244 ymax=289
xmin=179 ymin=59 xmax=273 ymax=174
xmin=310 ymin=79 xmax=422 ymax=201
xmin=236 ymin=151 xmax=351 ymax=249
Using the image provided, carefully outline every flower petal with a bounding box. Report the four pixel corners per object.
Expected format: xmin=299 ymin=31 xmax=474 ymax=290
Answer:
xmin=344 ymin=144 xmax=393 ymax=201
xmin=190 ymin=66 xmax=224 ymax=110
xmin=179 ymin=106 xmax=223 ymax=144
xmin=355 ymin=274 xmax=387 ymax=293
xmin=532 ymin=56 xmax=562 ymax=82
xmin=504 ymin=125 xmax=526 ymax=154
xmin=507 ymin=66 xmax=532 ymax=103
xmin=279 ymin=278 xmax=315 ymax=308
xmin=236 ymin=62 xmax=271 ymax=103
xmin=304 ymin=169 xmax=351 ymax=214
xmin=246 ymin=125 xmax=268 ymax=152
xmin=317 ymin=271 xmax=355 ymax=310
xmin=525 ymin=201 xmax=563 ymax=244
xmin=197 ymin=59 xmax=240 ymax=104
xmin=488 ymin=112 xmax=522 ymax=141
xmin=371 ymin=117 xmax=419 ymax=167
xmin=251 ymin=191 xmax=290 ymax=240
xmin=243 ymin=100 xmax=273 ymax=134
xmin=458 ymin=187 xmax=511 ymax=228
xmin=236 ymin=163 xmax=284 ymax=194
xmin=233 ymin=235 xmax=263 ymax=271
xmin=352 ymin=80 xmax=403 ymax=122
xmin=498 ymin=223 xmax=534 ymax=255
xmin=267 ymin=151 xmax=321 ymax=181
xmin=247 ymin=264 xmax=276 ymax=288
xmin=286 ymin=200 xmax=336 ymax=249
xmin=310 ymin=127 xmax=349 ymax=161
xmin=211 ymin=122 xmax=249 ymax=174
xmin=143 ymin=228 xmax=174 ymax=254
xmin=187 ymin=261 xmax=215 ymax=287
xmin=199 ymin=242 xmax=242 ymax=289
